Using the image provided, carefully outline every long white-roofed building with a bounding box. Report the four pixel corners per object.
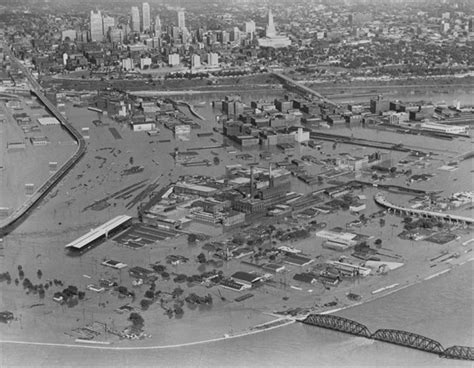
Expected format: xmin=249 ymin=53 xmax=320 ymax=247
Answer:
xmin=65 ymin=215 xmax=133 ymax=254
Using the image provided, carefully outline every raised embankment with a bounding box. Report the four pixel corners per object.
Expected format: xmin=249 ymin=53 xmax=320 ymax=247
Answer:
xmin=0 ymin=89 xmax=86 ymax=236
xmin=0 ymin=81 xmax=86 ymax=236
xmin=301 ymin=314 xmax=473 ymax=361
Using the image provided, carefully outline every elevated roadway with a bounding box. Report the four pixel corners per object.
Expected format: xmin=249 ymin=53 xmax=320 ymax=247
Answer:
xmin=374 ymin=193 xmax=474 ymax=225
xmin=0 ymin=48 xmax=86 ymax=236
xmin=271 ymin=71 xmax=338 ymax=106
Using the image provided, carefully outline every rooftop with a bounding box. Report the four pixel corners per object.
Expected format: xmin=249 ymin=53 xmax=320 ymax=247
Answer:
xmin=65 ymin=215 xmax=132 ymax=250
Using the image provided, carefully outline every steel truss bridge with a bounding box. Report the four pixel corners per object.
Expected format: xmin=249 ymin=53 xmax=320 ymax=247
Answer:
xmin=301 ymin=314 xmax=473 ymax=361
xmin=441 ymin=345 xmax=474 ymax=360
xmin=371 ymin=328 xmax=444 ymax=355
xmin=303 ymin=314 xmax=371 ymax=338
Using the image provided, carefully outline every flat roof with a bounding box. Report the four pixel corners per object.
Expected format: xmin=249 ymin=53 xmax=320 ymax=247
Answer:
xmin=65 ymin=215 xmax=132 ymax=250
xmin=175 ymin=182 xmax=218 ymax=193
xmin=231 ymin=271 xmax=261 ymax=283
xmin=37 ymin=117 xmax=60 ymax=125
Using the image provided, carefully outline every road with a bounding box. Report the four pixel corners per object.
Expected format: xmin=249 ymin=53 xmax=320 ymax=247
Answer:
xmin=0 ymin=45 xmax=87 ymax=236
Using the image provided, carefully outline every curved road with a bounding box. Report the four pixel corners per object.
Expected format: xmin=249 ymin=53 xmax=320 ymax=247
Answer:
xmin=0 ymin=48 xmax=86 ymax=236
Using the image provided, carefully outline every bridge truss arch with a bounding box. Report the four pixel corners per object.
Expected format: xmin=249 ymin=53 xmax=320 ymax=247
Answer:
xmin=371 ymin=329 xmax=444 ymax=354
xmin=303 ymin=314 xmax=371 ymax=338
xmin=441 ymin=346 xmax=474 ymax=361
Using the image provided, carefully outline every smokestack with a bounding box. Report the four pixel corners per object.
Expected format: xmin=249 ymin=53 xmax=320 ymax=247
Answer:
xmin=250 ymin=166 xmax=254 ymax=198
xmin=269 ymin=163 xmax=273 ymax=188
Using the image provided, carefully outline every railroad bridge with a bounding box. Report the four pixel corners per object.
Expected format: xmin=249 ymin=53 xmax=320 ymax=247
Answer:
xmin=302 ymin=314 xmax=371 ymax=338
xmin=301 ymin=314 xmax=473 ymax=361
xmin=371 ymin=329 xmax=444 ymax=355
xmin=441 ymin=346 xmax=474 ymax=360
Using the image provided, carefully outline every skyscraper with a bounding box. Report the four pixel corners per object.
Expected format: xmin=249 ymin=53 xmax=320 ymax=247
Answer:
xmin=245 ymin=20 xmax=256 ymax=35
xmin=90 ymin=10 xmax=103 ymax=42
xmin=154 ymin=15 xmax=161 ymax=35
xmin=102 ymin=15 xmax=115 ymax=37
xmin=258 ymin=7 xmax=290 ymax=48
xmin=177 ymin=10 xmax=185 ymax=29
xmin=131 ymin=6 xmax=140 ymax=33
xmin=142 ymin=2 xmax=150 ymax=32
xmin=266 ymin=8 xmax=276 ymax=37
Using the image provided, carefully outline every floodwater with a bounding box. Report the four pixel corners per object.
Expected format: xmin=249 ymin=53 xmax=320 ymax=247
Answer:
xmin=2 ymin=263 xmax=471 ymax=367
xmin=1 ymin=90 xmax=472 ymax=367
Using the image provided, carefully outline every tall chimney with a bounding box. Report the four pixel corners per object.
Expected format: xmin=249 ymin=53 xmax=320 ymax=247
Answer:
xmin=250 ymin=166 xmax=254 ymax=198
xmin=269 ymin=163 xmax=273 ymax=188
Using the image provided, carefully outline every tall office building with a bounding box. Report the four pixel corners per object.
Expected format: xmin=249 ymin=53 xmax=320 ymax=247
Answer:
xmin=266 ymin=8 xmax=276 ymax=37
xmin=102 ymin=16 xmax=115 ymax=36
xmin=131 ymin=6 xmax=140 ymax=32
xmin=142 ymin=2 xmax=151 ymax=32
xmin=230 ymin=27 xmax=241 ymax=42
xmin=258 ymin=7 xmax=291 ymax=48
xmin=244 ymin=20 xmax=256 ymax=38
xmin=191 ymin=54 xmax=201 ymax=68
xmin=177 ymin=10 xmax=185 ymax=29
xmin=154 ymin=15 xmax=161 ymax=35
xmin=207 ymin=52 xmax=218 ymax=66
xmin=90 ymin=10 xmax=103 ymax=42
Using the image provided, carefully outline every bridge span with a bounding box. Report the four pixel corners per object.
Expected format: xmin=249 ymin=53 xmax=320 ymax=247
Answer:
xmin=302 ymin=314 xmax=371 ymax=338
xmin=301 ymin=314 xmax=473 ymax=361
xmin=441 ymin=345 xmax=474 ymax=360
xmin=374 ymin=193 xmax=474 ymax=225
xmin=0 ymin=50 xmax=86 ymax=236
xmin=371 ymin=329 xmax=444 ymax=355
xmin=271 ymin=72 xmax=338 ymax=107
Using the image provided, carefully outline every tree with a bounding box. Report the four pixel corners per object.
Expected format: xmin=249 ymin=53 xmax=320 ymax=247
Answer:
xmin=174 ymin=306 xmax=184 ymax=318
xmin=67 ymin=297 xmax=78 ymax=308
xmin=187 ymin=233 xmax=198 ymax=244
xmin=197 ymin=253 xmax=207 ymax=264
xmin=172 ymin=287 xmax=184 ymax=298
xmin=213 ymin=156 xmax=220 ymax=166
xmin=374 ymin=238 xmax=383 ymax=248
xmin=144 ymin=290 xmax=155 ymax=299
xmin=152 ymin=264 xmax=166 ymax=273
xmin=37 ymin=270 xmax=42 ymax=279
xmin=129 ymin=312 xmax=144 ymax=329
xmin=140 ymin=299 xmax=152 ymax=310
